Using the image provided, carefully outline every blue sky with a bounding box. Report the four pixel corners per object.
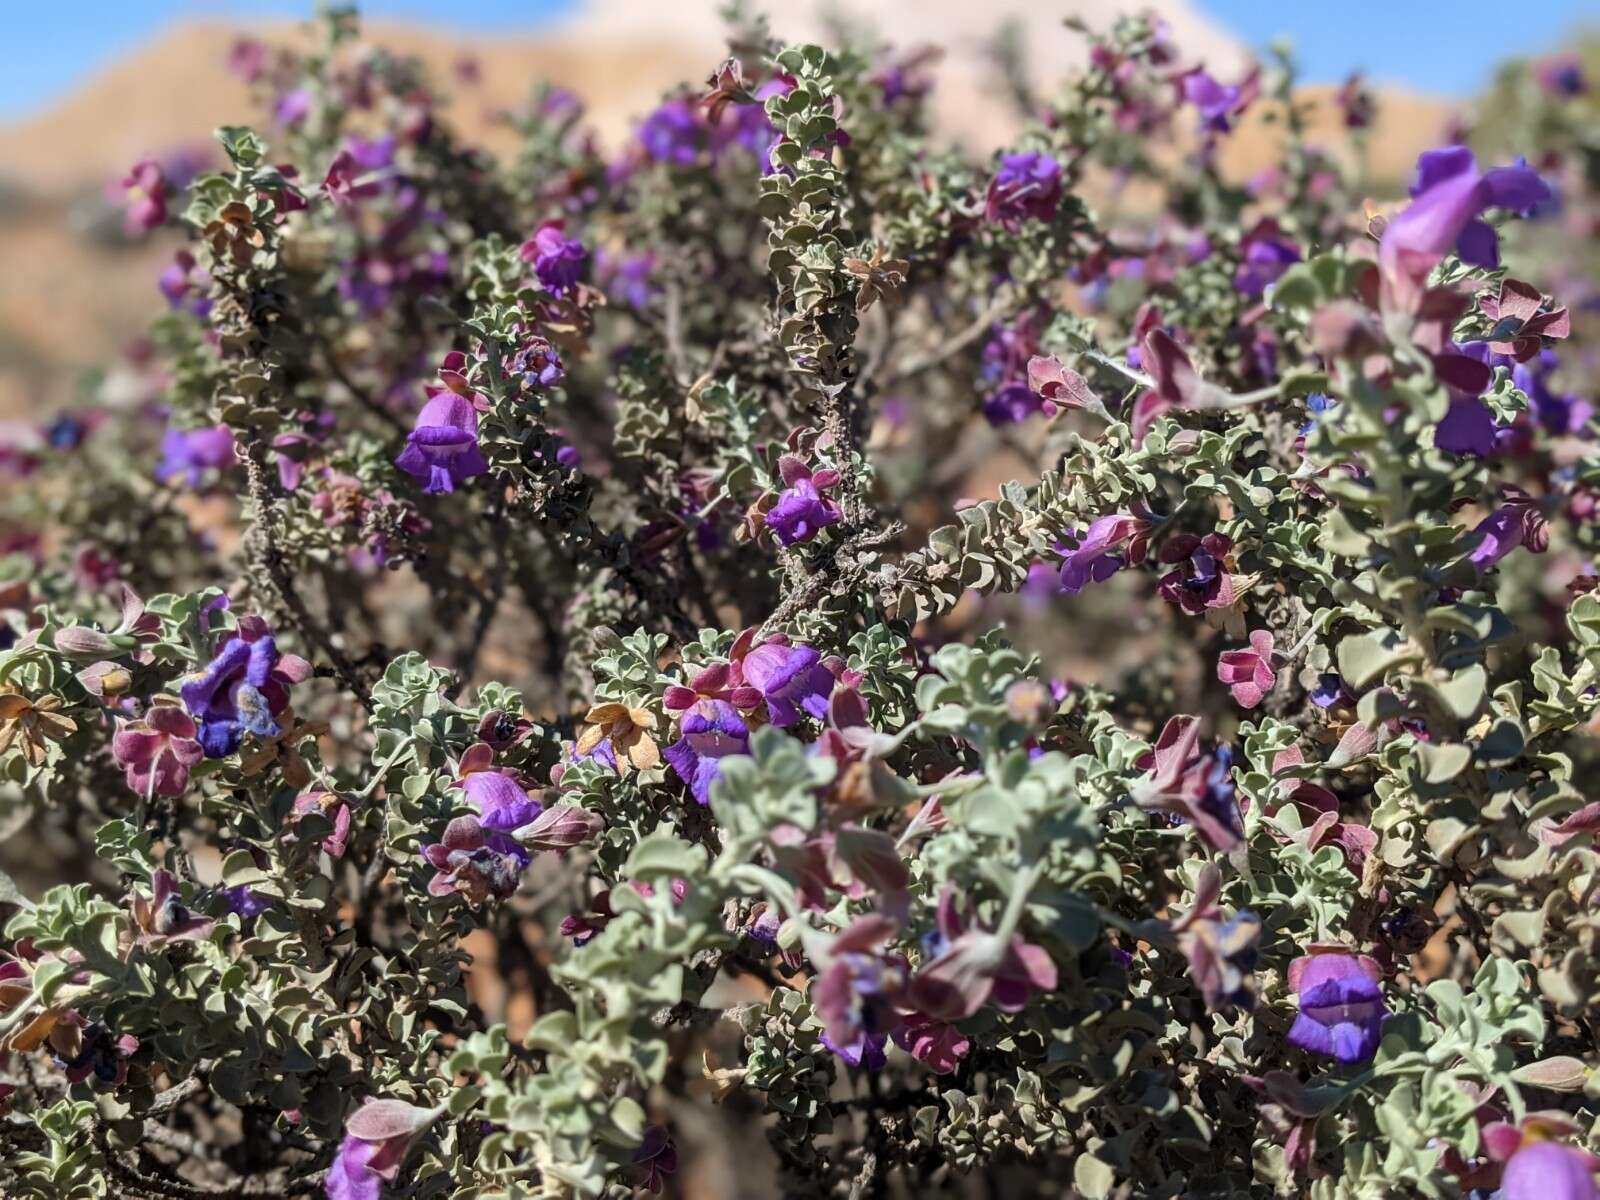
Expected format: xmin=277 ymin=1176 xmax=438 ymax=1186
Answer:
xmin=1 ymin=0 xmax=1596 ymax=121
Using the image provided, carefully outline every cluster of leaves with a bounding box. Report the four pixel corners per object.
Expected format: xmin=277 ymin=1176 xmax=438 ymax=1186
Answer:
xmin=3 ymin=5 xmax=1600 ymax=1198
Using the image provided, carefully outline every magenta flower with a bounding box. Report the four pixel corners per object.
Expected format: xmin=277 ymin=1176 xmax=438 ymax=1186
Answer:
xmin=1379 ymin=147 xmax=1551 ymax=314
xmin=121 ymin=159 xmax=169 ymax=235
xmin=395 ymin=394 xmax=489 ymax=495
xmin=891 ymin=1013 xmax=971 ymax=1074
xmin=632 ymin=1126 xmax=679 ymax=1194
xmin=519 ymin=222 xmax=587 ymax=296
xmin=326 ymin=1098 xmax=442 ymax=1200
xmin=1217 ymin=630 xmax=1277 ymax=709
xmin=663 ymin=699 xmax=751 ymax=805
xmin=180 ymin=616 xmax=310 ymax=758
xmin=1286 ymin=945 xmax=1387 ymax=1063
xmin=740 ymin=639 xmax=834 ymax=727
xmin=906 ymin=887 xmax=1057 ymax=1022
xmin=289 ymin=791 xmax=353 ymax=859
xmin=1058 ymin=514 xmax=1146 ymax=594
xmin=156 ymin=425 xmax=236 ymax=488
xmin=1534 ymin=53 xmax=1589 ymax=97
xmin=159 ymin=250 xmax=212 ymax=317
xmin=984 ymin=151 xmax=1062 ymax=229
xmin=112 ymin=705 xmax=204 ymax=797
xmin=1482 ymin=1116 xmax=1600 ymax=1200
xmin=1130 ymin=715 xmax=1244 ymax=852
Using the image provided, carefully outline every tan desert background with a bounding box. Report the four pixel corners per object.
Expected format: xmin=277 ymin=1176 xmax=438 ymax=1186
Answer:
xmin=0 ymin=0 xmax=1457 ymax=425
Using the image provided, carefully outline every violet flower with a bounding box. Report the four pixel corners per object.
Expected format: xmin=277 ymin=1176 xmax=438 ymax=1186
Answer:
xmin=1058 ymin=514 xmax=1145 ymax=594
xmin=180 ymin=616 xmax=311 ymax=758
xmin=394 ymin=394 xmax=489 ymax=495
xmin=326 ymin=1098 xmax=443 ymax=1200
xmin=156 ymin=425 xmax=236 ymax=488
xmin=452 ymin=744 xmax=542 ymax=832
xmin=519 ymin=222 xmax=587 ymax=296
xmin=766 ymin=456 xmax=843 ymax=546
xmin=1286 ymin=945 xmax=1387 ymax=1063
xmin=1217 ymin=629 xmax=1277 ymax=709
xmin=221 ymin=885 xmax=270 ymax=919
xmin=982 ymin=381 xmax=1044 ymax=425
xmin=1181 ymin=68 xmax=1252 ymax=133
xmin=984 ymin=151 xmax=1062 ymax=229
xmin=663 ymin=699 xmax=750 ymax=805
xmin=740 ymin=640 xmax=834 ymax=727
xmin=1483 ymin=1116 xmax=1600 ymax=1200
xmin=112 ymin=704 xmax=203 ymax=797
xmin=1379 ymin=147 xmax=1551 ymax=314
xmin=1234 ymin=221 xmax=1300 ymax=298
xmin=1436 ymin=394 xmax=1500 ymax=456
xmin=1470 ymin=493 xmax=1549 ymax=570
xmin=822 ymin=1028 xmax=888 ymax=1070
xmin=638 ymin=100 xmax=703 ymax=165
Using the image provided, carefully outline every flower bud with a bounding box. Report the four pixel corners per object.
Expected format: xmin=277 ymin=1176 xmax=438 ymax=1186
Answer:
xmin=1510 ymin=1056 xmax=1590 ymax=1093
xmin=54 ymin=626 xmax=118 ymax=659
xmin=515 ymin=804 xmax=603 ymax=851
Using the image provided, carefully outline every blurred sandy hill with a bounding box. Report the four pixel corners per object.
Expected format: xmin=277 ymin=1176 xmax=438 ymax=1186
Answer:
xmin=0 ymin=0 xmax=1453 ymax=418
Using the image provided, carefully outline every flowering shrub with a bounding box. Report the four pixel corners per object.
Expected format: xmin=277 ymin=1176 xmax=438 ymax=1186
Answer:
xmin=3 ymin=7 xmax=1600 ymax=1198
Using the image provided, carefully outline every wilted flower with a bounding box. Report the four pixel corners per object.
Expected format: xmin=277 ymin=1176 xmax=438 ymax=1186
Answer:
xmin=663 ymin=699 xmax=750 ymax=804
xmin=1173 ymin=865 xmax=1260 ymax=1010
xmin=423 ymin=815 xmax=525 ymax=904
xmin=576 ymin=703 xmax=660 ymax=772
xmin=112 ymin=703 xmax=203 ymax=797
xmin=394 ymin=393 xmax=489 ymax=495
xmin=288 ymin=791 xmax=353 ymax=859
xmin=1286 ymin=945 xmax=1387 ymax=1063
xmin=0 ymin=688 xmax=77 ymax=768
xmin=907 ymin=886 xmax=1057 ymax=1021
xmin=1130 ymin=715 xmax=1244 ymax=852
xmin=126 ymin=870 xmax=215 ymax=951
xmin=984 ymin=151 xmax=1062 ymax=229
xmin=809 ymin=915 xmax=909 ymax=1048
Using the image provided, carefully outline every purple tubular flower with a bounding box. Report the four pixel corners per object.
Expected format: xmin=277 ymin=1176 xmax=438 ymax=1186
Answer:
xmin=1058 ymin=515 xmax=1138 ymax=594
xmin=157 ymin=425 xmax=236 ymax=488
xmin=822 ymin=1028 xmax=888 ymax=1070
xmin=984 ymin=151 xmax=1062 ymax=229
xmin=1286 ymin=948 xmax=1387 ymax=1063
xmin=1182 ymin=70 xmax=1243 ymax=132
xmin=1234 ymin=233 xmax=1300 ymax=298
xmin=221 ymin=885 xmax=270 ymax=919
xmin=1379 ymin=147 xmax=1552 ymax=313
xmin=327 ymin=1099 xmax=441 ymax=1200
xmin=394 ymin=394 xmax=488 ymax=495
xmin=740 ymin=641 xmax=834 ymax=728
xmin=639 ymin=100 xmax=703 ymax=165
xmin=519 ymin=223 xmax=587 ymax=295
xmin=766 ymin=478 xmax=842 ymax=546
xmin=181 ymin=635 xmax=279 ymax=757
xmin=663 ymin=699 xmax=750 ymax=805
xmin=982 ymin=381 xmax=1044 ymax=425
xmin=1435 ymin=395 xmax=1499 ymax=456
xmin=460 ymin=770 xmax=541 ymax=833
